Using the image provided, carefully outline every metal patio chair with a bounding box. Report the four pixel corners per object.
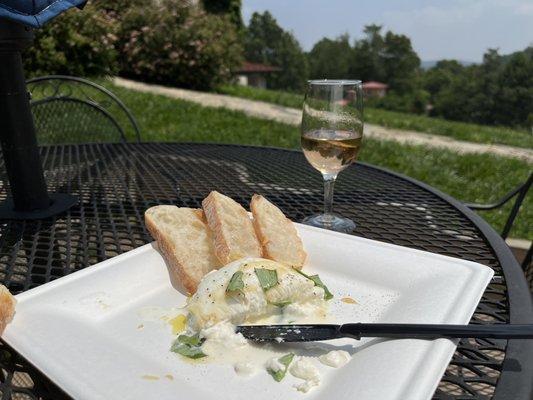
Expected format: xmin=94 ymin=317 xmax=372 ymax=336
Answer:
xmin=465 ymin=172 xmax=532 ymax=290
xmin=27 ymin=75 xmax=141 ymax=145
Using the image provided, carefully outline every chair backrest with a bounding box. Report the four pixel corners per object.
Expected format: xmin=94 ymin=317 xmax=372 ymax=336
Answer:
xmin=524 ymin=246 xmax=532 ymax=292
xmin=27 ymin=75 xmax=141 ymax=145
xmin=465 ymin=172 xmax=532 ymax=288
xmin=500 ymin=174 xmax=532 ymax=290
xmin=31 ymin=98 xmax=126 ymax=144
xmin=500 ymin=173 xmax=532 ymax=240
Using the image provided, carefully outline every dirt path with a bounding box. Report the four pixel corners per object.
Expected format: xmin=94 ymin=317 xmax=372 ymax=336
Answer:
xmin=114 ymin=77 xmax=533 ymax=163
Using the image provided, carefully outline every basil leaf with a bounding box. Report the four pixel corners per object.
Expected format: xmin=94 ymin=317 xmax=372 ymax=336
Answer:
xmin=270 ymin=300 xmax=291 ymax=308
xmin=226 ymin=271 xmax=244 ymax=294
xmin=171 ymin=334 xmax=207 ymax=359
xmin=254 ymin=268 xmax=278 ymax=291
xmin=177 ymin=333 xmax=202 ymax=346
xmin=267 ymin=353 xmax=294 ymax=382
xmin=279 ymin=353 xmax=295 ymax=366
xmin=308 ymin=274 xmax=333 ymax=300
xmin=294 ymin=269 xmax=333 ymax=300
xmin=171 ymin=342 xmax=207 ymax=359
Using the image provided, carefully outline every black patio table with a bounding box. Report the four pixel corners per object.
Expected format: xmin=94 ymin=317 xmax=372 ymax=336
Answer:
xmin=0 ymin=142 xmax=531 ymax=400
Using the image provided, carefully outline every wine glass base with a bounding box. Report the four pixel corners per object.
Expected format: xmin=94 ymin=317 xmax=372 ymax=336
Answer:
xmin=301 ymin=213 xmax=356 ymax=233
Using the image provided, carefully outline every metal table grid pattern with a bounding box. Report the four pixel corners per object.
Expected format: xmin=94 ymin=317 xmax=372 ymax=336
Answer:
xmin=0 ymin=143 xmax=530 ymax=400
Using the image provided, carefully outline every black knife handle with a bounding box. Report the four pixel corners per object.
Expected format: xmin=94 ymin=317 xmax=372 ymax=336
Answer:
xmin=339 ymin=323 xmax=533 ymax=340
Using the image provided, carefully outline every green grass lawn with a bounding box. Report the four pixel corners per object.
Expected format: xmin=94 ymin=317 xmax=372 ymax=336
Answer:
xmin=216 ymin=85 xmax=533 ymax=149
xmin=104 ymin=80 xmax=532 ymax=240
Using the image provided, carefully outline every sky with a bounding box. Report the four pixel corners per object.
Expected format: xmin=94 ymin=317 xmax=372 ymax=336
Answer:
xmin=242 ymin=0 xmax=533 ymax=62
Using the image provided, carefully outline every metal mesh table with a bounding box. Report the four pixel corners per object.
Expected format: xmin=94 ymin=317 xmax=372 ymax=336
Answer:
xmin=0 ymin=143 xmax=531 ymax=400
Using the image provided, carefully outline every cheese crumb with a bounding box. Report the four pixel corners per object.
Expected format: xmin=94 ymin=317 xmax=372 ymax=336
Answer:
xmin=319 ymin=350 xmax=351 ymax=368
xmin=234 ymin=362 xmax=257 ymax=376
xmin=200 ymin=321 xmax=247 ymax=349
xmin=289 ymin=357 xmax=320 ymax=393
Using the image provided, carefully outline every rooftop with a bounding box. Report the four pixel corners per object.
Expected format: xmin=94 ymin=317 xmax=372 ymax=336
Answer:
xmin=363 ymin=81 xmax=388 ymax=89
xmin=236 ymin=62 xmax=282 ymax=74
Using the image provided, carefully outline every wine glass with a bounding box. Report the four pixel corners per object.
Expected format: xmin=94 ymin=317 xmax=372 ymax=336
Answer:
xmin=300 ymin=80 xmax=364 ymax=232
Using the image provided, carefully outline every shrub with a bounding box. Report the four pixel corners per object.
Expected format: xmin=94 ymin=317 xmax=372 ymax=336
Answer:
xmin=24 ymin=1 xmax=119 ymax=78
xmin=118 ymin=0 xmax=242 ymax=91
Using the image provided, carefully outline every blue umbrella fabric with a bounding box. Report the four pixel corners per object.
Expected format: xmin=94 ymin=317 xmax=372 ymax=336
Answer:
xmin=0 ymin=0 xmax=87 ymax=28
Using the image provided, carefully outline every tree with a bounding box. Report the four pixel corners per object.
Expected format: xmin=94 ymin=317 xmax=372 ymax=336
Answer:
xmin=348 ymin=24 xmax=420 ymax=93
xmin=431 ymin=66 xmax=477 ymax=121
xmin=468 ymin=49 xmax=503 ymax=123
xmin=244 ymin=11 xmax=308 ymax=91
xmin=349 ymin=24 xmax=386 ymax=82
xmin=494 ymin=51 xmax=533 ymax=126
xmin=301 ymin=24 xmax=426 ymax=113
xmin=428 ymin=47 xmax=533 ymax=127
xmin=422 ymin=60 xmax=465 ymax=98
xmin=308 ymin=34 xmax=352 ymax=79
xmin=381 ymin=31 xmax=420 ymax=92
xmin=202 ymin=0 xmax=243 ymax=30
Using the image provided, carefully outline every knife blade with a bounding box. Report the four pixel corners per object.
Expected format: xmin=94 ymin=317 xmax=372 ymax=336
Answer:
xmin=236 ymin=323 xmax=533 ymax=342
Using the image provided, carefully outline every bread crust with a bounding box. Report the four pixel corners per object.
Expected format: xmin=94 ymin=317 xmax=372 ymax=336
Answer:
xmin=145 ymin=206 xmax=217 ymax=294
xmin=0 ymin=285 xmax=16 ymax=335
xmin=202 ymin=194 xmax=231 ymax=264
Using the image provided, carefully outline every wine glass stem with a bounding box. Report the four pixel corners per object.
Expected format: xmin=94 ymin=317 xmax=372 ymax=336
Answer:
xmin=323 ymin=174 xmax=337 ymax=216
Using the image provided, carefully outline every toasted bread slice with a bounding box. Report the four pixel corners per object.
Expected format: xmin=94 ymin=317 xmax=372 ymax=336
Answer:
xmin=251 ymin=194 xmax=306 ymax=269
xmin=145 ymin=206 xmax=220 ymax=294
xmin=0 ymin=285 xmax=16 ymax=335
xmin=202 ymin=191 xmax=263 ymax=264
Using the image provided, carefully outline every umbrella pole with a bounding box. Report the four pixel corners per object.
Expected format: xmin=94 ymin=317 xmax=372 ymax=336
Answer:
xmin=0 ymin=20 xmax=77 ymax=219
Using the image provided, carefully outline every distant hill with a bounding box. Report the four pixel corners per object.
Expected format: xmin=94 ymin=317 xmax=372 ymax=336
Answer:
xmin=421 ymin=47 xmax=533 ymax=70
xmin=421 ymin=60 xmax=476 ymax=70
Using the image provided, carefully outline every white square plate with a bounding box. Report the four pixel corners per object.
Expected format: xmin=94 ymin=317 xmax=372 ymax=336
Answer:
xmin=2 ymin=224 xmax=493 ymax=400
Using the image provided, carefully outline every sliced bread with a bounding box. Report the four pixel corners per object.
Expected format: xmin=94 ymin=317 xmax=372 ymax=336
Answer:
xmin=145 ymin=205 xmax=220 ymax=294
xmin=0 ymin=285 xmax=16 ymax=334
xmin=202 ymin=191 xmax=263 ymax=264
xmin=250 ymin=194 xmax=306 ymax=269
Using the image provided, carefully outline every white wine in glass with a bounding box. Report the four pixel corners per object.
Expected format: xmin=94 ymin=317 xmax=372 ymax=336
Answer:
xmin=301 ymin=129 xmax=363 ymax=175
xmin=301 ymin=80 xmax=363 ymax=232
